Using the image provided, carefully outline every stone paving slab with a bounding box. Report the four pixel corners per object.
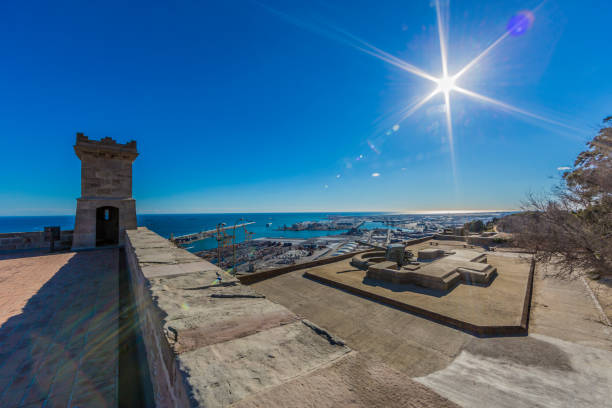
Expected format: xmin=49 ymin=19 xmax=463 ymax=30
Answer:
xmin=141 ymin=260 xmax=223 ymax=279
xmin=180 ymin=321 xmax=351 ymax=407
xmin=0 ymin=249 xmax=119 ymax=408
xmin=134 ymin=246 xmax=201 ymax=265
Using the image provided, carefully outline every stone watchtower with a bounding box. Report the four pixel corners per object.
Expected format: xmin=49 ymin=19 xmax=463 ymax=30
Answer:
xmin=72 ymin=133 xmax=138 ymax=250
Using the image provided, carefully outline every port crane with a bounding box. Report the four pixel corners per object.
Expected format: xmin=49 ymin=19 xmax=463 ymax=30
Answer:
xmin=231 ymin=219 xmax=255 ymax=274
xmin=170 ymin=222 xmax=255 ymax=246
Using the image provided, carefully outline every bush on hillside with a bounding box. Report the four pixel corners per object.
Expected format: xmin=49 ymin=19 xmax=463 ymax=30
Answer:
xmin=508 ymin=116 xmax=612 ymax=278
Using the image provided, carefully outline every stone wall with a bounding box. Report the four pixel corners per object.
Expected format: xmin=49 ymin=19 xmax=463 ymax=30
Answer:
xmin=81 ymin=154 xmax=134 ymax=198
xmin=124 ymin=230 xmax=192 ymax=407
xmin=0 ymin=230 xmax=73 ymax=252
xmin=124 ymin=227 xmax=352 ymax=407
xmin=433 ymin=234 xmax=509 ymax=247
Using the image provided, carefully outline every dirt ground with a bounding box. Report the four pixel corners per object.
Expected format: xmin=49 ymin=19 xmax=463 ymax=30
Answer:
xmin=530 ymin=264 xmax=612 ymax=350
xmin=583 ymin=275 xmax=612 ymax=325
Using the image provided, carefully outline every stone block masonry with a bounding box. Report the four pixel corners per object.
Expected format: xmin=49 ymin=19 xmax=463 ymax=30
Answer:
xmin=0 ymin=230 xmax=73 ymax=252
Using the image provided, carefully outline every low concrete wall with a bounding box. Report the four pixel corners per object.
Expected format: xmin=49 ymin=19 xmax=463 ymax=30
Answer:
xmin=520 ymin=257 xmax=536 ymax=331
xmin=0 ymin=230 xmax=73 ymax=252
xmin=238 ymin=249 xmax=371 ymax=285
xmin=238 ymin=237 xmax=433 ymax=285
xmin=403 ymin=236 xmax=434 ymax=246
xmin=433 ymin=234 xmax=509 ymax=247
xmin=433 ymin=234 xmax=467 ymax=242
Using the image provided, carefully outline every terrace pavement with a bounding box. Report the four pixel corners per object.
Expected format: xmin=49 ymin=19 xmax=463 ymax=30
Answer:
xmin=0 ymin=249 xmax=119 ymax=408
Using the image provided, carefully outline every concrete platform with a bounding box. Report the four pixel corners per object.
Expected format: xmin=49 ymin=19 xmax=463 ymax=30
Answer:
xmin=356 ymin=247 xmax=495 ymax=291
xmin=304 ymin=252 xmax=533 ymax=334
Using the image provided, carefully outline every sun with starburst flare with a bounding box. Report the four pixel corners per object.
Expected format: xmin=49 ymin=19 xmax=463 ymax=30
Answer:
xmin=259 ymin=0 xmax=580 ymax=180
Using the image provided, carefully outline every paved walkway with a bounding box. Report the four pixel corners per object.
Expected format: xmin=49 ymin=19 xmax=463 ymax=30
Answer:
xmin=0 ymin=249 xmax=119 ymax=408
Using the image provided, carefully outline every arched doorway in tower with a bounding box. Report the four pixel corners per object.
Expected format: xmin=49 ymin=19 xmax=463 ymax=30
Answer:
xmin=96 ymin=206 xmax=119 ymax=246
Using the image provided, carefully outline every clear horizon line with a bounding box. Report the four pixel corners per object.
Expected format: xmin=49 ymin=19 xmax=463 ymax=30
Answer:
xmin=0 ymin=208 xmax=519 ymax=217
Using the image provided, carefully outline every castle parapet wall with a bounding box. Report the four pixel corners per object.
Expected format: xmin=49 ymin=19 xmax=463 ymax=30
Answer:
xmin=124 ymin=227 xmax=351 ymax=407
xmin=0 ymin=230 xmax=73 ymax=252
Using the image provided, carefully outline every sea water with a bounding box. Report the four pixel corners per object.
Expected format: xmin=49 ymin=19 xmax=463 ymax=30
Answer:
xmin=1 ymin=212 xmax=506 ymax=253
xmin=0 ymin=212 xmax=386 ymax=252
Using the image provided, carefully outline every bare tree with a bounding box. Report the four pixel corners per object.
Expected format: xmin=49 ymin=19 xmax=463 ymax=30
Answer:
xmin=505 ymin=117 xmax=612 ymax=278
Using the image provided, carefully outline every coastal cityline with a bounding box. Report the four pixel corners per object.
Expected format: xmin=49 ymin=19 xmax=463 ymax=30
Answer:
xmin=1 ymin=0 xmax=610 ymax=407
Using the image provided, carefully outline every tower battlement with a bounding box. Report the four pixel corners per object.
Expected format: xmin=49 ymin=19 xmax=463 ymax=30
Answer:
xmin=74 ymin=132 xmax=138 ymax=160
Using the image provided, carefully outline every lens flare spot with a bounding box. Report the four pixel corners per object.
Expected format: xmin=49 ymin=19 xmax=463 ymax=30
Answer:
xmin=436 ymin=76 xmax=456 ymax=94
xmin=371 ymin=172 xmax=380 ymax=177
xmin=507 ymin=11 xmax=534 ymax=36
xmin=367 ymin=140 xmax=380 ymax=154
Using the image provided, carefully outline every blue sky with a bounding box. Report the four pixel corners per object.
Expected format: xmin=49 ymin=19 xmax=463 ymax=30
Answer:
xmin=0 ymin=0 xmax=609 ymax=215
